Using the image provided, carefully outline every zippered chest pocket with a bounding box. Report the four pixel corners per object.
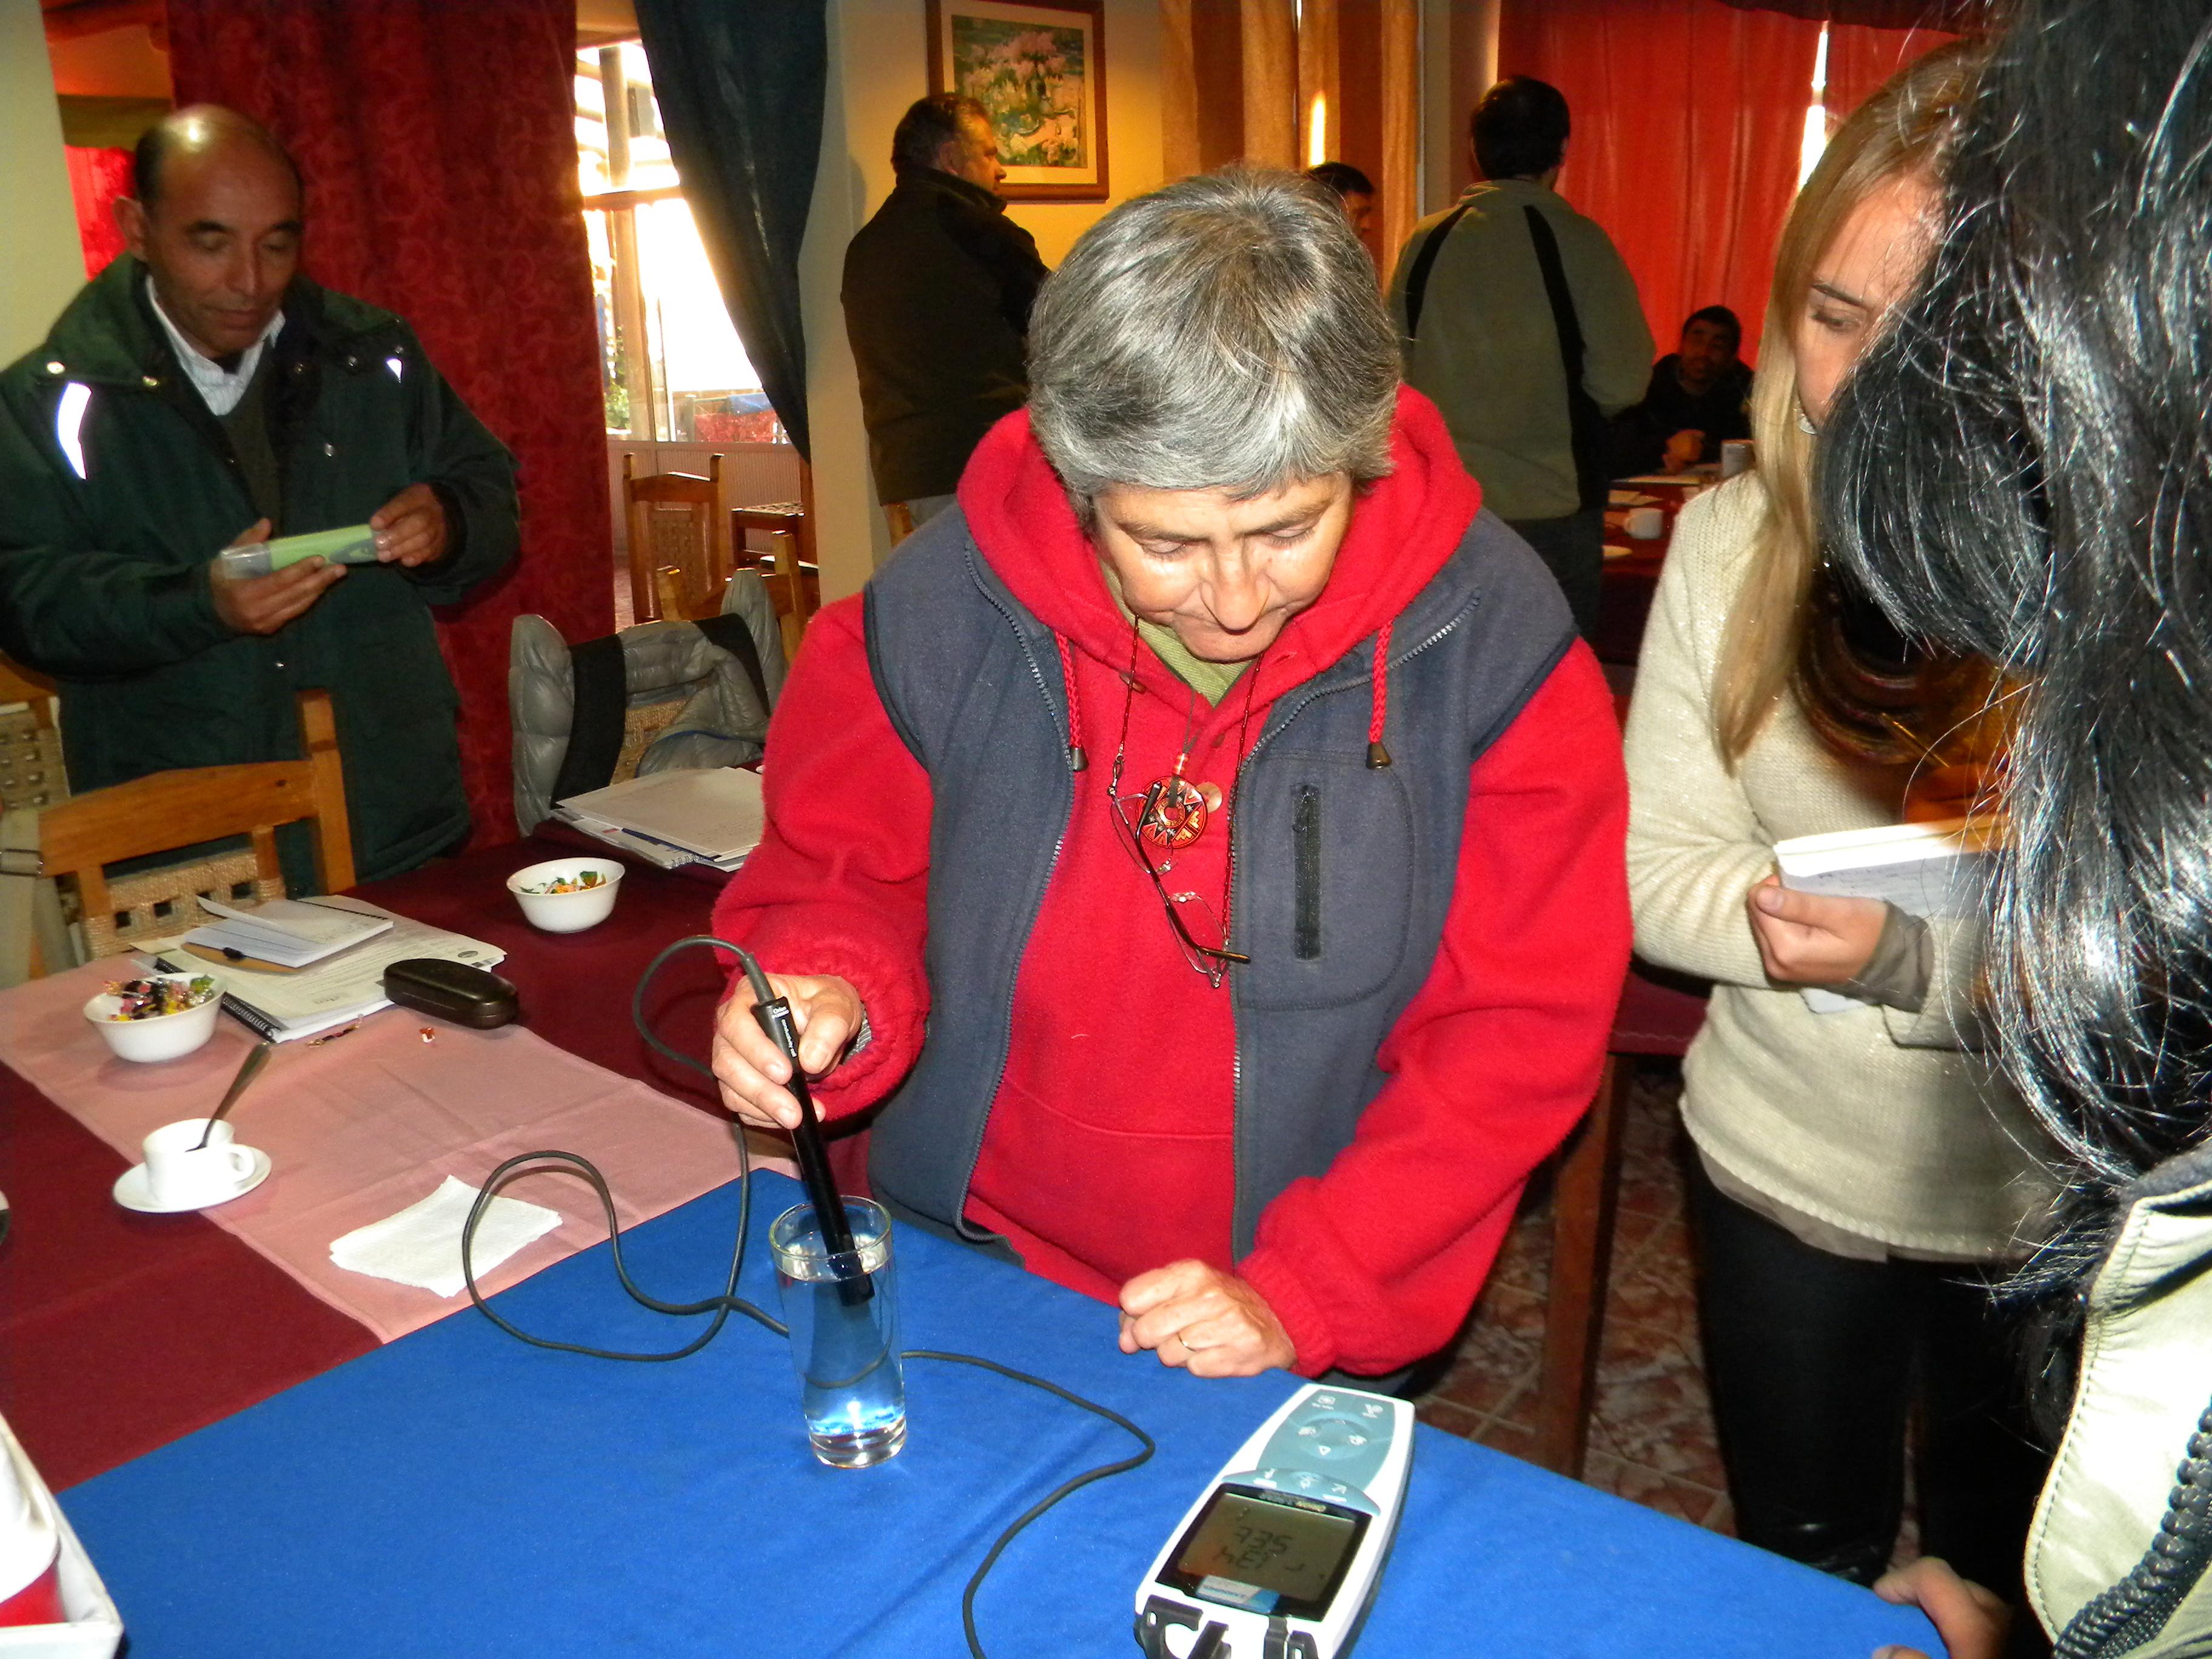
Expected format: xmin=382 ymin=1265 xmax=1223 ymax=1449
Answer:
xmin=1234 ymin=750 xmax=1415 ymax=1010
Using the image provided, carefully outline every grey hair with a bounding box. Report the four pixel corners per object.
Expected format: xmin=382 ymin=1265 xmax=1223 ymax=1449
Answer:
xmin=1026 ymin=166 xmax=1399 ymax=510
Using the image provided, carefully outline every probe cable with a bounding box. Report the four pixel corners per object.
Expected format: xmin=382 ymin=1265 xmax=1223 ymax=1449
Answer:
xmin=458 ymin=934 xmax=1156 ymax=1659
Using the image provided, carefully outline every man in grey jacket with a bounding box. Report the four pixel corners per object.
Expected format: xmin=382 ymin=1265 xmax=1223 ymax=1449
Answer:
xmin=1388 ymin=78 xmax=1652 ymax=638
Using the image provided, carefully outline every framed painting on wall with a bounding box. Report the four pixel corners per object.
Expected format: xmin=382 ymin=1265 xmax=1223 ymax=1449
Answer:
xmin=927 ymin=0 xmax=1108 ymax=202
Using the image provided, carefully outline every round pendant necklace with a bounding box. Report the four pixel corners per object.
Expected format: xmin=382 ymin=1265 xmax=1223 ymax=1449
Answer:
xmin=1109 ymin=626 xmax=1260 ymax=852
xmin=1141 ymin=689 xmax=1219 ymax=849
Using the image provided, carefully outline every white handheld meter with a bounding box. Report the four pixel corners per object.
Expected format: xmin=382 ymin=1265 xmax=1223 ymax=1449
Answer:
xmin=1134 ymin=1382 xmax=1414 ymax=1658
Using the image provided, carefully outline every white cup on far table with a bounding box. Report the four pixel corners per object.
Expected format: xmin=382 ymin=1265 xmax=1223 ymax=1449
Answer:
xmin=142 ymin=1118 xmax=257 ymax=1210
xmin=1625 ymin=506 xmax=1666 ymax=540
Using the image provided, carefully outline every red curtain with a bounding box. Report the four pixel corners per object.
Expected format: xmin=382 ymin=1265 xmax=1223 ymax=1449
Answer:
xmin=1824 ymin=24 xmax=1964 ymax=121
xmin=1498 ymin=0 xmax=1823 ymax=367
xmin=65 ymin=147 xmax=133 ymax=279
xmin=166 ymin=0 xmax=613 ymax=851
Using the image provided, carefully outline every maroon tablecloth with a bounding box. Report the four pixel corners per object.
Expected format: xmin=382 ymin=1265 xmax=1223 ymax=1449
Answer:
xmin=1597 ymin=479 xmax=1701 ymax=666
xmin=0 ymin=837 xmax=726 ymax=1489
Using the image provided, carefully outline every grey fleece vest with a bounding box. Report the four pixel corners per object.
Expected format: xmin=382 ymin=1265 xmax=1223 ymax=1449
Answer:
xmin=861 ymin=503 xmax=1575 ymax=1258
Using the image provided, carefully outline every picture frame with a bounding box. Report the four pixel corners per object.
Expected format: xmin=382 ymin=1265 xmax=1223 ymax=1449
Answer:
xmin=927 ymin=0 xmax=1108 ymax=203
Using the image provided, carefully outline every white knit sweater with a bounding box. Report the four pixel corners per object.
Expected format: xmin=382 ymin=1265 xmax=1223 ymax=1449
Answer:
xmin=1624 ymin=477 xmax=2056 ymax=1257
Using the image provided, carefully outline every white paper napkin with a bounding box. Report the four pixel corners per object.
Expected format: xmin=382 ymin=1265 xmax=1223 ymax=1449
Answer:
xmin=328 ymin=1175 xmax=561 ymax=1298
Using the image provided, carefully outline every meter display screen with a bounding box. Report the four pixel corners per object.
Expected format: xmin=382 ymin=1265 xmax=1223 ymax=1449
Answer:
xmin=1159 ymin=1485 xmax=1367 ymax=1619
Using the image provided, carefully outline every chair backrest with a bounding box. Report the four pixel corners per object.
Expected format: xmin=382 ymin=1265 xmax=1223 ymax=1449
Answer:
xmin=623 ymin=452 xmax=729 ymax=622
xmin=38 ymin=689 xmax=354 ymax=962
xmin=0 ymin=651 xmax=65 ymax=814
xmin=729 ymin=501 xmax=817 ymax=664
xmin=0 ymin=652 xmax=58 ymax=731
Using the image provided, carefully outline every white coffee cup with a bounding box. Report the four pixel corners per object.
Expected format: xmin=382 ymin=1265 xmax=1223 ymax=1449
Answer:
xmin=142 ymin=1118 xmax=256 ymax=1208
xmin=1625 ymin=506 xmax=1666 ymax=540
xmin=1721 ymin=438 xmax=1755 ymax=478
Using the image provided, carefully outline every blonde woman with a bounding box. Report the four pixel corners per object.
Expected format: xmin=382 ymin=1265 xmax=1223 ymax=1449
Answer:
xmin=1623 ymin=44 xmax=2054 ymax=1600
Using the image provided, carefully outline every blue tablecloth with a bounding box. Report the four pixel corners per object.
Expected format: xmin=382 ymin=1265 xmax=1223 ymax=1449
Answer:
xmin=63 ymin=1173 xmax=1937 ymax=1657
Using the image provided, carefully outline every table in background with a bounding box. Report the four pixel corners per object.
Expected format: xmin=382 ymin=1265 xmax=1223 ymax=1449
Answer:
xmin=1595 ymin=475 xmax=1707 ymax=666
xmin=61 ymin=1171 xmax=1938 ymax=1659
xmin=0 ymin=836 xmax=726 ymax=1487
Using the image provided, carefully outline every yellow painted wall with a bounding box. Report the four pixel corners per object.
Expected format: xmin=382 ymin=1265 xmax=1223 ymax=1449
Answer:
xmin=801 ymin=0 xmax=1164 ymax=605
xmin=1 ymin=0 xmax=92 ymax=366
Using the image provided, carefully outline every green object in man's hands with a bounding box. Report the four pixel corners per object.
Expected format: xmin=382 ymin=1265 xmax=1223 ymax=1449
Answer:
xmin=214 ymin=525 xmax=380 ymax=579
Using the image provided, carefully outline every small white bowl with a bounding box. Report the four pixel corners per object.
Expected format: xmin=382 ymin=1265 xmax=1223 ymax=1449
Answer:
xmin=83 ymin=973 xmax=223 ymax=1063
xmin=506 ymin=857 xmax=625 ymax=933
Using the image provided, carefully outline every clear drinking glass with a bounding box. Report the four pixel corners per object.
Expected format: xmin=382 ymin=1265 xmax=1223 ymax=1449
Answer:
xmin=769 ymin=1198 xmax=905 ymax=1468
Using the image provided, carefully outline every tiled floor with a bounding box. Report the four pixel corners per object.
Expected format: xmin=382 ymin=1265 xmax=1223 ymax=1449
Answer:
xmin=1413 ymin=1059 xmax=1735 ymax=1533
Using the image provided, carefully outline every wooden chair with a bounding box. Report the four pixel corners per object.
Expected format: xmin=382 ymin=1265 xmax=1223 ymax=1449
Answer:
xmin=1532 ymin=964 xmax=1709 ymax=1478
xmin=33 ymin=689 xmax=354 ymax=970
xmin=729 ymin=500 xmax=819 ymax=665
xmin=0 ymin=652 xmax=64 ymax=813
xmin=0 ymin=652 xmax=57 ymax=725
xmin=623 ymin=454 xmax=731 ymax=624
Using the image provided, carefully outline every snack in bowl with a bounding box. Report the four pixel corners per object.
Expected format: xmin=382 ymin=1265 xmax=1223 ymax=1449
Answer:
xmin=505 ymin=857 xmax=624 ymax=933
xmin=83 ymin=971 xmax=224 ymax=1062
xmin=104 ymin=975 xmax=218 ymax=1019
xmin=518 ymin=870 xmax=606 ymax=896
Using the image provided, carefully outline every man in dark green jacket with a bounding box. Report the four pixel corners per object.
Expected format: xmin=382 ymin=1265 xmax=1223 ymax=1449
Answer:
xmin=0 ymin=107 xmax=516 ymax=887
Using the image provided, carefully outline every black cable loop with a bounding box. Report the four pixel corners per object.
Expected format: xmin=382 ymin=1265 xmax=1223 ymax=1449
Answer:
xmin=457 ymin=934 xmax=1155 ymax=1659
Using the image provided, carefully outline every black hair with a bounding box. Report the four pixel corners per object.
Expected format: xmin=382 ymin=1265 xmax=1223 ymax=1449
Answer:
xmin=1681 ymin=304 xmax=1741 ymax=355
xmin=132 ymin=107 xmax=302 ymax=212
xmin=1304 ymin=161 xmax=1374 ymax=199
xmin=1470 ymin=77 xmax=1569 ymax=181
xmin=1818 ymin=0 xmax=2212 ymax=1413
xmin=891 ymin=94 xmax=991 ymax=176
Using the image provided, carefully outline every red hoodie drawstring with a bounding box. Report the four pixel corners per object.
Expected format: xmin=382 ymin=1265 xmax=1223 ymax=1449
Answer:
xmin=1054 ymin=634 xmax=1088 ymax=772
xmin=1367 ymin=621 xmax=1393 ymax=769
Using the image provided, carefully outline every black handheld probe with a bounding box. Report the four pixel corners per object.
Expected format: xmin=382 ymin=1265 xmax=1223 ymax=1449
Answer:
xmin=749 ymin=987 xmax=874 ymax=1305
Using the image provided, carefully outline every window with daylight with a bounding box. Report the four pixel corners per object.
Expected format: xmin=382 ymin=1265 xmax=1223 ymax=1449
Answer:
xmin=575 ymin=42 xmax=785 ymax=445
xmin=1800 ymin=25 xmax=1832 ymax=188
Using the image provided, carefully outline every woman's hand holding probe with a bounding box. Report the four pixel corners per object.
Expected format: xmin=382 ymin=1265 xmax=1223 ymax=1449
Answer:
xmin=712 ymin=972 xmax=863 ymax=1131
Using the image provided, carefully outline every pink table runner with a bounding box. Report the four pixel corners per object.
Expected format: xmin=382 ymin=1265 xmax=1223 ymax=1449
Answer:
xmin=0 ymin=960 xmax=780 ymax=1344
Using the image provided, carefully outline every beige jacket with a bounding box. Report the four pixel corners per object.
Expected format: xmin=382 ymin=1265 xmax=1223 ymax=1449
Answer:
xmin=1623 ymin=477 xmax=2055 ymax=1255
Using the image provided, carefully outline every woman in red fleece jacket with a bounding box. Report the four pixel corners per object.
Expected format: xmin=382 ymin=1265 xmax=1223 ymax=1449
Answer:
xmin=712 ymin=168 xmax=1628 ymax=1384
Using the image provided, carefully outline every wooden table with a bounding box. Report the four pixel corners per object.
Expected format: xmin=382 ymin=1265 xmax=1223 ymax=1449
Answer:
xmin=1595 ymin=473 xmax=1711 ymax=666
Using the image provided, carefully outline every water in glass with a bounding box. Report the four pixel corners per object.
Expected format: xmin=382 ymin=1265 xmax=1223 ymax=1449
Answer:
xmin=770 ymin=1198 xmax=905 ymax=1467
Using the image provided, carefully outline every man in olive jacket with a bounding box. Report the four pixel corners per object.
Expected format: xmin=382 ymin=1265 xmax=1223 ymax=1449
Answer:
xmin=842 ymin=94 xmax=1047 ymax=533
xmin=0 ymin=107 xmax=516 ymax=887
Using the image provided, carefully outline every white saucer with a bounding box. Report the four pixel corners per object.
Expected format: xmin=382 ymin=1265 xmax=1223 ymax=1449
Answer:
xmin=112 ymin=1147 xmax=272 ymax=1214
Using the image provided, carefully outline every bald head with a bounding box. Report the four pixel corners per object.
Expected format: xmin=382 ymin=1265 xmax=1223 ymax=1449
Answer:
xmin=118 ymin=105 xmax=304 ymax=363
xmin=132 ymin=106 xmax=301 ymax=212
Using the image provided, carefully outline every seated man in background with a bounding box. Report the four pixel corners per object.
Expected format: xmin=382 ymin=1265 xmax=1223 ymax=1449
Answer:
xmin=1608 ymin=305 xmax=1753 ymax=476
xmin=0 ymin=105 xmax=517 ymax=888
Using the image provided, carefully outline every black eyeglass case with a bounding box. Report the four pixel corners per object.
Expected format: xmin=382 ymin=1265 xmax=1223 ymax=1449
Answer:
xmin=381 ymin=958 xmax=522 ymax=1030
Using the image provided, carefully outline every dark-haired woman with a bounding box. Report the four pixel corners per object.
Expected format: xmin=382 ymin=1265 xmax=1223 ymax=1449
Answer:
xmin=1818 ymin=4 xmax=2212 ymax=1655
